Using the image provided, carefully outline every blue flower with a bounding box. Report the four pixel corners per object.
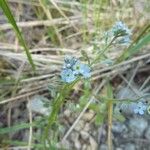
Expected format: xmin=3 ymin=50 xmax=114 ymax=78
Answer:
xmin=72 ymin=61 xmax=82 ymax=75
xmin=79 ymin=64 xmax=91 ymax=78
xmin=61 ymin=69 xmax=76 ymax=83
xmin=112 ymin=21 xmax=131 ymax=36
xmin=133 ymin=102 xmax=147 ymax=115
xmin=73 ymin=61 xmax=91 ymax=78
xmin=118 ymin=35 xmax=131 ymax=45
xmin=61 ymin=56 xmax=91 ymax=83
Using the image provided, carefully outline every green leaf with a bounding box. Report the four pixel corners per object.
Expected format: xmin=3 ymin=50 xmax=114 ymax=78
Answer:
xmin=120 ymin=32 xmax=150 ymax=60
xmin=95 ymin=114 xmax=104 ymax=126
xmin=0 ymin=0 xmax=35 ymax=70
xmin=114 ymin=114 xmax=126 ymax=122
xmin=0 ymin=79 xmax=15 ymax=84
xmin=4 ymin=140 xmax=45 ymax=149
xmin=106 ymin=82 xmax=113 ymax=99
xmin=0 ymin=122 xmax=36 ymax=134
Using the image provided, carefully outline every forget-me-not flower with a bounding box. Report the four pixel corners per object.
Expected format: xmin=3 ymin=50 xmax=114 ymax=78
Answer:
xmin=72 ymin=61 xmax=82 ymax=75
xmin=61 ymin=69 xmax=76 ymax=83
xmin=133 ymin=102 xmax=147 ymax=115
xmin=61 ymin=56 xmax=91 ymax=83
xmin=73 ymin=61 xmax=91 ymax=78
xmin=78 ymin=63 xmax=91 ymax=78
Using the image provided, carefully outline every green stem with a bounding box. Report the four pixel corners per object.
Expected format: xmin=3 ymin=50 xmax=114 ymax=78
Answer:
xmin=42 ymin=78 xmax=80 ymax=149
xmin=90 ymin=36 xmax=117 ymax=66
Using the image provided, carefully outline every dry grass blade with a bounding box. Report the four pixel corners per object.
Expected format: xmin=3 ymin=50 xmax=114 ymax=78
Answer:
xmin=39 ymin=0 xmax=63 ymax=47
xmin=8 ymin=0 xmax=39 ymax=6
xmin=27 ymin=98 xmax=33 ymax=150
xmin=49 ymin=0 xmax=79 ymax=32
xmin=0 ymin=17 xmax=81 ymax=30
xmin=0 ymin=89 xmax=42 ymax=105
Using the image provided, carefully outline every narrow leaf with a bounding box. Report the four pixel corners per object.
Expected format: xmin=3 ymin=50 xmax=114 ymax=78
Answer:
xmin=0 ymin=122 xmax=36 ymax=134
xmin=0 ymin=0 xmax=35 ymax=70
xmin=120 ymin=32 xmax=150 ymax=61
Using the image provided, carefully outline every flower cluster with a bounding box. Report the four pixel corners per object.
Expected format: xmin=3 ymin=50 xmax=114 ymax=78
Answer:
xmin=133 ymin=101 xmax=147 ymax=115
xmin=116 ymin=100 xmax=149 ymax=116
xmin=105 ymin=21 xmax=132 ymax=45
xmin=61 ymin=56 xmax=91 ymax=83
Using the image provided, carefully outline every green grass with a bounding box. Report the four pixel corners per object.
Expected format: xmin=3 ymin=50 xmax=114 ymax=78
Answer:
xmin=0 ymin=0 xmax=35 ymax=70
xmin=117 ymin=23 xmax=150 ymax=62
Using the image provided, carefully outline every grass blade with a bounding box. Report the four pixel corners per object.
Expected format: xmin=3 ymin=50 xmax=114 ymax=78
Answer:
xmin=0 ymin=0 xmax=35 ymax=70
xmin=0 ymin=122 xmax=36 ymax=134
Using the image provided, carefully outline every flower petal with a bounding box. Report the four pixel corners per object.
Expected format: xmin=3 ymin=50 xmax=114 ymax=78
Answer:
xmin=139 ymin=110 xmax=144 ymax=115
